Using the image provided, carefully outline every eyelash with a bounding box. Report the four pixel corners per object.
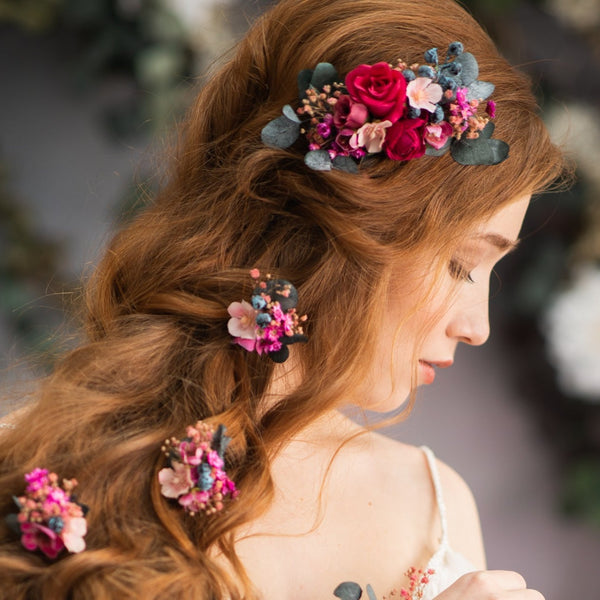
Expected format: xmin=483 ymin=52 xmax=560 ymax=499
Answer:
xmin=449 ymin=259 xmax=475 ymax=283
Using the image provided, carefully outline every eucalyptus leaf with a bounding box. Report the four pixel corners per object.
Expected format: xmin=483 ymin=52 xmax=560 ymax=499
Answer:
xmin=466 ymin=80 xmax=495 ymax=102
xmin=212 ymin=424 xmax=231 ymax=459
xmin=332 ymin=155 xmax=359 ymax=174
xmin=282 ymin=104 xmax=301 ymax=123
xmin=310 ymin=62 xmax=339 ymax=92
xmin=450 ymin=137 xmax=509 ymax=165
xmin=4 ymin=513 xmax=20 ymax=535
xmin=453 ymin=52 xmax=479 ymax=86
xmin=333 ymin=582 xmax=363 ymax=600
xmin=297 ymin=69 xmax=313 ymax=98
xmin=261 ymin=115 xmax=300 ymax=149
xmin=304 ymin=150 xmax=333 ymax=171
xmin=479 ymin=120 xmax=495 ymax=140
xmin=366 ymin=584 xmax=378 ymax=600
xmin=268 ymin=345 xmax=290 ymax=363
xmin=425 ymin=139 xmax=451 ymax=156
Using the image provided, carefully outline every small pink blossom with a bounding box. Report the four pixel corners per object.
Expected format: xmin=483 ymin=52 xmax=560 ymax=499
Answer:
xmin=486 ymin=99 xmax=496 ymax=119
xmin=158 ymin=462 xmax=193 ymax=499
xmin=350 ymin=120 xmax=393 ymax=153
xmin=270 ymin=303 xmax=285 ymax=322
xmin=179 ymin=489 xmax=210 ymax=513
xmin=406 ymin=78 xmax=443 ymax=113
xmin=61 ymin=516 xmax=87 ymax=553
xmin=207 ymin=451 xmax=224 ymax=470
xmin=424 ymin=122 xmax=453 ymax=149
xmin=24 ymin=468 xmax=49 ymax=492
xmin=249 ymin=268 xmax=260 ymax=279
xmin=20 ymin=522 xmax=65 ymax=559
xmin=256 ymin=337 xmax=283 ymax=355
xmin=233 ymin=337 xmax=257 ymax=352
xmin=227 ymin=300 xmax=257 ymax=340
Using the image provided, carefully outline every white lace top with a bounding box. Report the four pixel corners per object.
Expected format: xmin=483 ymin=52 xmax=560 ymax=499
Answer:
xmin=419 ymin=446 xmax=477 ymax=599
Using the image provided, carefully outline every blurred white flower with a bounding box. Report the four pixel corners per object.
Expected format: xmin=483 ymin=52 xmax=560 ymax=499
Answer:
xmin=546 ymin=0 xmax=600 ymax=31
xmin=544 ymin=102 xmax=600 ymax=192
xmin=544 ymin=264 xmax=600 ymax=401
xmin=161 ymin=0 xmax=236 ymax=71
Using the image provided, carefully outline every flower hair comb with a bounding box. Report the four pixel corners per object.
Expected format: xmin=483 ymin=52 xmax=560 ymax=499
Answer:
xmin=261 ymin=41 xmax=508 ymax=173
xmin=227 ymin=268 xmax=308 ymax=364
xmin=158 ymin=422 xmax=238 ymax=516
xmin=5 ymin=468 xmax=88 ymax=559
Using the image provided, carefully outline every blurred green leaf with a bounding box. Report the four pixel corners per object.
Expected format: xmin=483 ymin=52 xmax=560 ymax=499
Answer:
xmin=562 ymin=459 xmax=600 ymax=527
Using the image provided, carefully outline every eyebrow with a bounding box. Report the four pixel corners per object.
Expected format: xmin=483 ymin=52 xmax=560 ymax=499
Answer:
xmin=477 ymin=233 xmax=520 ymax=252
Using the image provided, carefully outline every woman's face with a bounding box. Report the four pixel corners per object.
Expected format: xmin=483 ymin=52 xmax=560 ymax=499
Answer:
xmin=355 ymin=194 xmax=531 ymax=412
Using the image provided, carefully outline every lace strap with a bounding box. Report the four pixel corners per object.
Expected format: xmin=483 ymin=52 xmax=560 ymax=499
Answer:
xmin=420 ymin=446 xmax=448 ymax=547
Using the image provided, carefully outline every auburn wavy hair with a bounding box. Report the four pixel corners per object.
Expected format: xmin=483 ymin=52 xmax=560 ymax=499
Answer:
xmin=0 ymin=0 xmax=566 ymax=598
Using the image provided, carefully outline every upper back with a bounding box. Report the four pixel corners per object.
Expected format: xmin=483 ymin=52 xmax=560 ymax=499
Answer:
xmin=231 ymin=417 xmax=481 ymax=599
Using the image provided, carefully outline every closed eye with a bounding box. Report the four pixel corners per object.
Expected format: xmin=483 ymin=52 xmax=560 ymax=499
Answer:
xmin=449 ymin=259 xmax=475 ymax=283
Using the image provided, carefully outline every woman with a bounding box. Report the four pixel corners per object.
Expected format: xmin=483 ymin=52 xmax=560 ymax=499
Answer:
xmin=0 ymin=0 xmax=566 ymax=598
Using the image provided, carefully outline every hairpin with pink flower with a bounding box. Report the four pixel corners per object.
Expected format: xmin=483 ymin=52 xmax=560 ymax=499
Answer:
xmin=261 ymin=41 xmax=508 ymax=173
xmin=5 ymin=468 xmax=88 ymax=559
xmin=227 ymin=269 xmax=308 ymax=364
xmin=158 ymin=422 xmax=238 ymax=516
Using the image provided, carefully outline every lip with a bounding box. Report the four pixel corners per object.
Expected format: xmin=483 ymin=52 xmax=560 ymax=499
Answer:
xmin=426 ymin=360 xmax=454 ymax=369
xmin=418 ymin=359 xmax=454 ymax=384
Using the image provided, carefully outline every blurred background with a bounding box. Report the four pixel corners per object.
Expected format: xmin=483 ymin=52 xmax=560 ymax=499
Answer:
xmin=0 ymin=0 xmax=598 ymax=597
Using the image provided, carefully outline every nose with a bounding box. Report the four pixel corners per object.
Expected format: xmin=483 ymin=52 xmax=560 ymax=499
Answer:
xmin=446 ymin=298 xmax=490 ymax=346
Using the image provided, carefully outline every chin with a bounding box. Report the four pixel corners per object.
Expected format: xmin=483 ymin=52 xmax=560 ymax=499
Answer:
xmin=360 ymin=383 xmax=412 ymax=414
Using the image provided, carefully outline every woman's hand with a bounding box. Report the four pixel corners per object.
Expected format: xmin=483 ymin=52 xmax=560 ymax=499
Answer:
xmin=434 ymin=571 xmax=544 ymax=600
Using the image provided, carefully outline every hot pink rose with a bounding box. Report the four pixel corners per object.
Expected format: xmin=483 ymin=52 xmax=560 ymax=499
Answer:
xmin=424 ymin=122 xmax=453 ymax=150
xmin=384 ymin=118 xmax=427 ymax=161
xmin=345 ymin=62 xmax=407 ymax=123
xmin=333 ymin=95 xmax=368 ymax=130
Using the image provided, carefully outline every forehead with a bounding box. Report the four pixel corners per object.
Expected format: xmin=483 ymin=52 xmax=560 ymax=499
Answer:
xmin=473 ymin=194 xmax=531 ymax=243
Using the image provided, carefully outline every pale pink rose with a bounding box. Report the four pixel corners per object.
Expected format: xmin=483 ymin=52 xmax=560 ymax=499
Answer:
xmin=424 ymin=122 xmax=453 ymax=149
xmin=227 ymin=300 xmax=257 ymax=339
xmin=406 ymin=78 xmax=443 ymax=113
xmin=61 ymin=516 xmax=87 ymax=553
xmin=158 ymin=462 xmax=193 ymax=498
xmin=350 ymin=120 xmax=393 ymax=153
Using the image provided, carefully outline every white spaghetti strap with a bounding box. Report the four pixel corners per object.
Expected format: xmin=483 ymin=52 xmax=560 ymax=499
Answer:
xmin=420 ymin=446 xmax=448 ymax=547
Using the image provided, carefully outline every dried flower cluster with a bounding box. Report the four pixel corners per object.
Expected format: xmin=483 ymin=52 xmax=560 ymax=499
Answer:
xmin=227 ymin=268 xmax=308 ymax=363
xmin=158 ymin=422 xmax=238 ymax=516
xmin=8 ymin=468 xmax=88 ymax=559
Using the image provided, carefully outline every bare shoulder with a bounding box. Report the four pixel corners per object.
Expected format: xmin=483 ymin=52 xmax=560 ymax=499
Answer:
xmin=363 ymin=432 xmax=486 ymax=570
